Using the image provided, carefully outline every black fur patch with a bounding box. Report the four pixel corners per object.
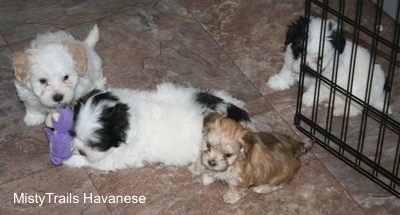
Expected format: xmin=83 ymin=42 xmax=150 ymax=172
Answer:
xmin=285 ymin=16 xmax=309 ymax=59
xmin=195 ymin=92 xmax=224 ymax=109
xmin=76 ymin=89 xmax=103 ymax=104
xmin=70 ymin=90 xmax=130 ymax=152
xmin=72 ymin=89 xmax=103 ymax=125
xmin=195 ymin=92 xmax=250 ymax=123
xmin=384 ymin=77 xmax=391 ymax=92
xmin=226 ymin=104 xmax=251 ymax=123
xmin=327 ymin=25 xmax=346 ymax=53
xmin=95 ymin=102 xmax=130 ymax=151
xmin=91 ymin=91 xmax=119 ymax=106
xmin=69 ymin=129 xmax=76 ymax=138
xmin=286 ymin=16 xmax=346 ymax=59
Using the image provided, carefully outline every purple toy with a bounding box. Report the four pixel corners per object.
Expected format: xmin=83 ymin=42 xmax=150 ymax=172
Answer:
xmin=45 ymin=107 xmax=74 ymax=165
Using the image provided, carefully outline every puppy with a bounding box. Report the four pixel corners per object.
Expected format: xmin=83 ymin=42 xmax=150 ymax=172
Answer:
xmin=267 ymin=16 xmax=391 ymax=116
xmin=189 ymin=113 xmax=311 ymax=204
xmin=63 ymin=83 xmax=251 ymax=171
xmin=12 ymin=25 xmax=106 ymax=125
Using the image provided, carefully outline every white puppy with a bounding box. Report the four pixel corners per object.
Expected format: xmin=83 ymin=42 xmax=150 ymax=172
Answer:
xmin=267 ymin=16 xmax=391 ymax=116
xmin=64 ymin=83 xmax=251 ymax=171
xmin=12 ymin=25 xmax=106 ymax=125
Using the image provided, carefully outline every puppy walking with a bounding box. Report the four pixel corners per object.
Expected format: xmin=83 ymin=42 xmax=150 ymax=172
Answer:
xmin=12 ymin=25 xmax=106 ymax=125
xmin=190 ymin=113 xmax=311 ymax=204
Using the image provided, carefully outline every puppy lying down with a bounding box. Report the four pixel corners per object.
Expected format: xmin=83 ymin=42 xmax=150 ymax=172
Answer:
xmin=190 ymin=113 xmax=312 ymax=204
xmin=64 ymin=83 xmax=250 ymax=171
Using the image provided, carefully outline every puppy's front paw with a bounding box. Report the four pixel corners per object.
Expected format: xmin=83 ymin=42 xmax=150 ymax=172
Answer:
xmin=201 ymin=174 xmax=215 ymax=186
xmin=223 ymin=189 xmax=243 ymax=204
xmin=302 ymin=91 xmax=315 ymax=107
xmin=188 ymin=163 xmax=201 ymax=175
xmin=347 ymin=106 xmax=361 ymax=117
xmin=24 ymin=112 xmax=46 ymax=126
xmin=332 ymin=105 xmax=344 ymax=116
xmin=267 ymin=73 xmax=294 ymax=91
xmin=63 ymin=155 xmax=88 ymax=167
xmin=252 ymin=185 xmax=283 ymax=194
xmin=333 ymin=105 xmax=361 ymax=117
xmin=387 ymin=107 xmax=393 ymax=115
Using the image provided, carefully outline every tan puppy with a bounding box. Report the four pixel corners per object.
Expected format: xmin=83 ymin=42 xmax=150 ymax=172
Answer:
xmin=190 ymin=113 xmax=312 ymax=204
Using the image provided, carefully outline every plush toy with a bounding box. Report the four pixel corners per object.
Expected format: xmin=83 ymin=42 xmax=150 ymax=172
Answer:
xmin=45 ymin=107 xmax=74 ymax=165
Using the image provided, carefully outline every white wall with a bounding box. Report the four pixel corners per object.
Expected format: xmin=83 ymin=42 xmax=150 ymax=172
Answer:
xmin=371 ymin=0 xmax=399 ymax=20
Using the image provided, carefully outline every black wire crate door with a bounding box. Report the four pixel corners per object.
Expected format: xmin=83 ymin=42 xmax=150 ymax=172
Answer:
xmin=295 ymin=0 xmax=400 ymax=198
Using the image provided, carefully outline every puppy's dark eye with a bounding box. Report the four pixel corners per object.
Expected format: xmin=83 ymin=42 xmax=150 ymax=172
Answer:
xmin=39 ymin=78 xmax=47 ymax=85
xmin=206 ymin=142 xmax=211 ymax=150
xmin=63 ymin=75 xmax=69 ymax=81
xmin=78 ymin=149 xmax=86 ymax=156
xmin=224 ymin=153 xmax=233 ymax=158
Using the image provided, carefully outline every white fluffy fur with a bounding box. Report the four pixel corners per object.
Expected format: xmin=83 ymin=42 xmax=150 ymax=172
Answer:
xmin=13 ymin=25 xmax=106 ymax=125
xmin=267 ymin=16 xmax=391 ymax=116
xmin=64 ymin=83 xmax=247 ymax=171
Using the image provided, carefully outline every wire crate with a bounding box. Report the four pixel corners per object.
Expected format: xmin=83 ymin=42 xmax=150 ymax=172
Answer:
xmin=295 ymin=0 xmax=400 ymax=197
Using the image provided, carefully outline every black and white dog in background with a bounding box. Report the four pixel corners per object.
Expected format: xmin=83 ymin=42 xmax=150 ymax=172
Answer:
xmin=64 ymin=83 xmax=251 ymax=171
xmin=267 ymin=16 xmax=391 ymax=116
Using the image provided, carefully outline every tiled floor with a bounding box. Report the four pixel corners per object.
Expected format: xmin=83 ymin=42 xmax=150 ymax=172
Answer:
xmin=0 ymin=0 xmax=399 ymax=214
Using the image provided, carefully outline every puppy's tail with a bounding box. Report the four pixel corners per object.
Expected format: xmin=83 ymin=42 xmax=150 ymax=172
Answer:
xmin=298 ymin=139 xmax=313 ymax=156
xmin=258 ymin=132 xmax=313 ymax=158
xmin=195 ymin=91 xmax=251 ymax=124
xmin=290 ymin=137 xmax=313 ymax=159
xmin=84 ymin=24 xmax=99 ymax=48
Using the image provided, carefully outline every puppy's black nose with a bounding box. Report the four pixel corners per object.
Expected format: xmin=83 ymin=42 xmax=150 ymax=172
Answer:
xmin=53 ymin=94 xmax=64 ymax=102
xmin=208 ymin=159 xmax=217 ymax=167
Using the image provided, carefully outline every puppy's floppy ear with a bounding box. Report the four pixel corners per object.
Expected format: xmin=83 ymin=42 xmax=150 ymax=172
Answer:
xmin=203 ymin=113 xmax=222 ymax=133
xmin=203 ymin=113 xmax=221 ymax=126
xmin=95 ymin=102 xmax=130 ymax=151
xmin=241 ymin=132 xmax=257 ymax=153
xmin=285 ymin=16 xmax=309 ymax=59
xmin=327 ymin=21 xmax=346 ymax=54
xmin=285 ymin=16 xmax=307 ymax=45
xmin=72 ymin=89 xmax=103 ymax=123
xmin=66 ymin=43 xmax=87 ymax=76
xmin=12 ymin=52 xmax=29 ymax=85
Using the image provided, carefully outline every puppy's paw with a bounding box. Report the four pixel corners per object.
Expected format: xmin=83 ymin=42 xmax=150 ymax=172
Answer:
xmin=188 ymin=163 xmax=201 ymax=175
xmin=223 ymin=189 xmax=244 ymax=204
xmin=267 ymin=74 xmax=294 ymax=91
xmin=201 ymin=174 xmax=215 ymax=186
xmin=252 ymin=185 xmax=283 ymax=194
xmin=387 ymin=106 xmax=393 ymax=115
xmin=24 ymin=112 xmax=46 ymax=126
xmin=63 ymin=155 xmax=88 ymax=167
xmin=334 ymin=105 xmax=361 ymax=117
xmin=332 ymin=110 xmax=343 ymax=117
xmin=95 ymin=77 xmax=107 ymax=90
xmin=348 ymin=106 xmax=361 ymax=117
xmin=302 ymin=91 xmax=315 ymax=107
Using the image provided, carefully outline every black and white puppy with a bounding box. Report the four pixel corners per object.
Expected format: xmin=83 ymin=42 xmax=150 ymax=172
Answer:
xmin=63 ymin=83 xmax=250 ymax=171
xmin=267 ymin=16 xmax=391 ymax=116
